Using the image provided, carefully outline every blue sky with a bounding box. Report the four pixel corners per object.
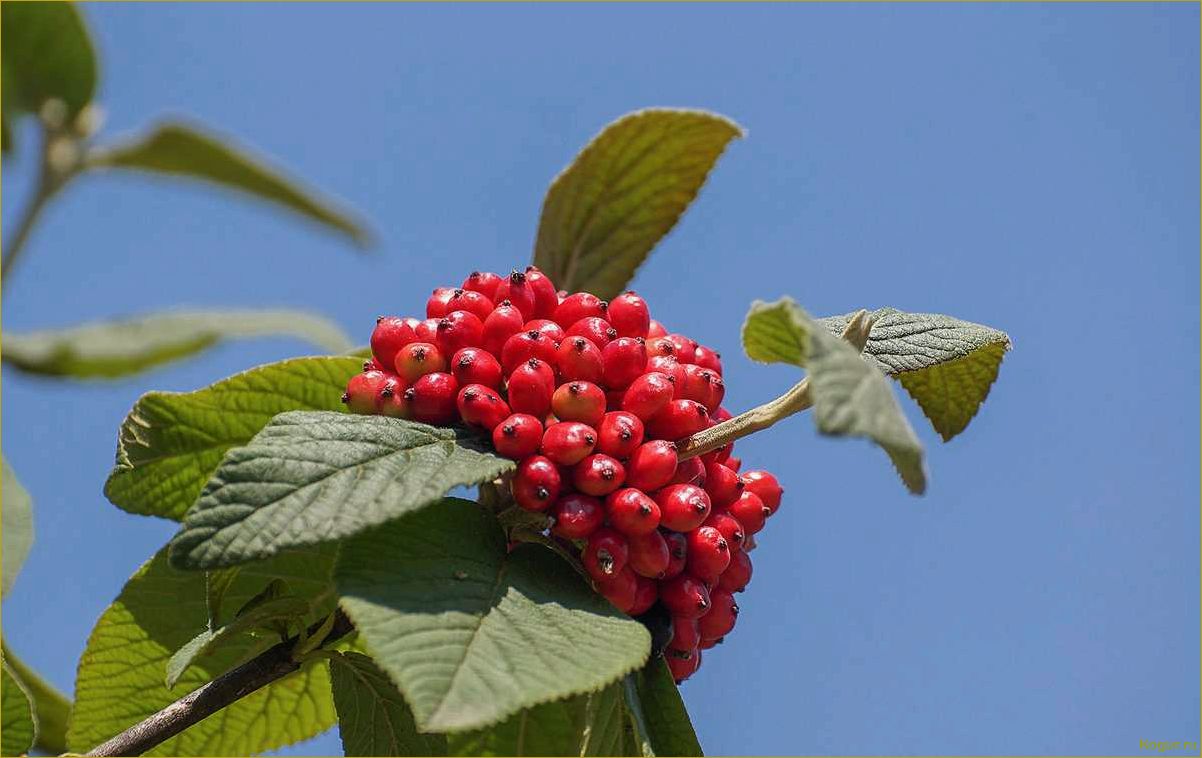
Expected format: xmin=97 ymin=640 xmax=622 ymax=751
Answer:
xmin=2 ymin=3 xmax=1198 ymax=755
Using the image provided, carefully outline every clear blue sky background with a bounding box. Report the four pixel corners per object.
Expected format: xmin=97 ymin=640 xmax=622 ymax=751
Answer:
xmin=2 ymin=4 xmax=1198 ymax=755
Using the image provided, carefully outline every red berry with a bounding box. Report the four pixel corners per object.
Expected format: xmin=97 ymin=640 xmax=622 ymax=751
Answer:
xmin=624 ymin=440 xmax=679 ymax=491
xmin=553 ymin=292 xmax=607 ymax=328
xmin=621 ymin=372 xmax=675 ymax=422
xmin=741 ymin=470 xmax=783 ymax=515
xmin=451 ymin=347 xmax=503 ymax=390
xmin=607 ymin=292 xmax=650 ymax=339
xmin=343 ymin=370 xmax=388 ymax=414
xmin=659 ymin=574 xmax=711 ymax=618
xmin=627 ymin=529 xmax=671 ymax=578
xmin=395 ymin=342 xmax=448 ymax=384
xmin=698 ymin=636 xmax=720 ymax=650
xmin=693 ymin=345 xmax=722 ymax=374
xmin=666 ymin=647 xmax=701 ymax=683
xmin=363 ymin=358 xmax=382 ymax=372
xmin=668 ymin=457 xmax=705 ymax=486
xmin=595 ymin=566 xmax=638 ymax=613
xmin=596 ymin=411 xmax=644 ymax=459
xmin=685 ymin=526 xmax=730 ymax=583
xmin=602 ymin=337 xmax=648 ymax=389
xmin=566 ymin=316 xmax=617 ymax=348
xmin=669 ymin=615 xmax=701 ymax=650
xmin=629 ymin=575 xmax=658 ymax=616
xmin=697 ymin=587 xmax=738 ymax=639
xmin=662 ymin=530 xmax=687 ymax=579
xmin=456 ymin=384 xmax=510 ymax=431
xmin=462 ymin=270 xmax=503 ymax=301
xmin=573 ymin=454 xmax=626 ymax=496
xmin=703 ymin=511 xmax=746 ymax=552
xmin=415 ymin=317 xmax=440 ymax=342
xmin=719 ymin=548 xmax=752 ymax=592
xmin=605 ymin=487 xmax=661 ymax=536
xmin=540 ymin=421 xmax=596 ymax=465
xmin=523 ymin=318 xmax=566 ymax=345
xmin=425 ymin=287 xmax=455 ymax=319
xmin=703 ymin=461 xmax=743 ymax=508
xmin=491 ymin=413 xmax=543 ymax=459
xmin=494 ymin=270 xmax=537 ymax=320
xmin=555 ymin=336 xmax=604 ymax=383
xmin=436 ymin=310 xmax=485 ymax=356
xmin=551 ymin=381 xmax=606 ymax=426
xmin=370 ymin=316 xmax=417 ymax=370
xmin=444 ymin=289 xmax=494 ymax=322
xmin=647 ymin=319 xmax=668 ymax=338
xmin=482 ymin=301 xmax=526 ymax=355
xmin=722 ymin=490 xmax=767 ymax=535
xmin=511 ymin=455 xmax=561 ymax=512
xmin=645 ymin=354 xmax=685 ymax=386
xmin=725 ymin=455 xmax=742 ymax=472
xmin=507 ymin=358 xmax=555 ymax=417
xmin=501 ymin=330 xmax=559 ymax=374
xmin=647 ymin=399 xmax=709 ymax=441
xmin=551 ymin=493 xmax=605 ymax=539
xmin=377 ymin=375 xmax=412 ymax=418
xmin=646 ymin=337 xmax=677 ymax=358
xmin=409 ymin=372 xmax=459 ymax=424
xmin=709 ymin=375 xmax=726 ymax=409
xmin=676 ymin=364 xmax=720 ymax=411
xmin=665 ymin=333 xmax=699 ymax=363
xmin=522 ymin=266 xmax=560 ymax=319
xmin=655 ymin=483 xmax=711 ymax=532
xmin=583 ymin=527 xmax=628 ymax=581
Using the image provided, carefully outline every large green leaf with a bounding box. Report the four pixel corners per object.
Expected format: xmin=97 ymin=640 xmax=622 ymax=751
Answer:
xmin=533 ymin=109 xmax=743 ymax=299
xmin=3 ymin=309 xmax=353 ymax=380
xmin=1 ymin=659 xmax=36 ymax=757
xmin=170 ymin=412 xmax=514 ymax=570
xmin=105 ymin=356 xmax=362 ymax=521
xmin=1 ymin=458 xmax=33 ymax=597
xmin=0 ymin=643 xmax=71 ymax=755
xmin=336 ymin=499 xmax=651 ymax=734
xmin=622 ymin=658 xmax=702 ymax=757
xmin=743 ymin=298 xmax=926 ymax=494
xmin=87 ymin=122 xmax=371 ymax=246
xmin=447 ymin=684 xmax=632 ymax=757
xmin=0 ymin=2 xmax=96 ymax=120
xmin=820 ymin=308 xmax=1011 ymax=441
xmin=67 ymin=545 xmax=339 ymax=756
xmin=330 ymin=652 xmax=447 ymax=757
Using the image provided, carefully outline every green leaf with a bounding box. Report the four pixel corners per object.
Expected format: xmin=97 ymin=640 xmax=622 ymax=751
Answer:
xmin=533 ymin=109 xmax=743 ymax=299
xmin=336 ymin=498 xmax=651 ymax=734
xmin=1 ymin=458 xmax=33 ymax=597
xmin=820 ymin=308 xmax=1012 ymax=441
xmin=87 ymin=121 xmax=371 ymax=246
xmin=330 ymin=652 xmax=447 ymax=757
xmin=0 ymin=643 xmax=71 ymax=755
xmin=1 ymin=659 xmax=36 ymax=757
xmin=67 ymin=545 xmax=339 ymax=755
xmin=170 ymin=412 xmax=515 ymax=570
xmin=205 ymin=567 xmax=241 ymax=630
xmin=743 ymin=298 xmax=927 ymax=494
xmin=622 ymin=658 xmax=702 ymax=757
xmin=105 ymin=355 xmax=362 ymax=521
xmin=3 ymin=308 xmax=353 ymax=380
xmin=447 ymin=685 xmax=631 ymax=757
xmin=1 ymin=2 xmax=97 ymax=120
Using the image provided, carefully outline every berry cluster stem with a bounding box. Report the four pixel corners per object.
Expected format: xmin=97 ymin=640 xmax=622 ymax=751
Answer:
xmin=676 ymin=310 xmax=875 ymax=461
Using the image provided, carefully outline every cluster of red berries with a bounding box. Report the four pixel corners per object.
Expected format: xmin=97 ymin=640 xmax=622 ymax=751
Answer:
xmin=342 ymin=267 xmax=784 ymax=683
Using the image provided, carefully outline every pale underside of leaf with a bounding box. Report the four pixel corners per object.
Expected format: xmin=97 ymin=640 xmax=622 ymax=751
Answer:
xmin=169 ymin=412 xmax=515 ymax=570
xmin=533 ymin=108 xmax=743 ymax=299
xmin=1 ymin=457 xmax=34 ymax=598
xmin=336 ymin=499 xmax=651 ymax=735
xmin=105 ymin=356 xmax=362 ymax=521
xmin=330 ymin=652 xmax=448 ymax=757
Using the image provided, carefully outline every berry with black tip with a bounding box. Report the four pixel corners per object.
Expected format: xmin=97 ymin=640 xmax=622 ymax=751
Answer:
xmin=343 ymin=370 xmax=389 ymax=414
xmin=596 ymin=411 xmax=644 ymax=458
xmin=626 ymin=528 xmax=671 ymax=578
xmin=659 ymin=574 xmax=711 ymax=619
xmin=741 ymin=469 xmax=783 ymax=515
xmin=435 ymin=310 xmax=485 ymax=355
xmin=605 ymin=487 xmax=661 ymax=536
xmin=573 ymin=453 xmax=626 ymax=496
xmin=685 ymin=525 xmax=731 ymax=583
xmin=647 ymin=399 xmax=710 ymax=441
xmin=512 ymin=455 xmax=562 ymax=512
xmin=697 ymin=587 xmax=739 ymax=639
xmin=370 ymin=316 xmax=417 ymax=370
xmin=507 ymin=358 xmax=555 ymax=417
xmin=602 ymin=337 xmax=648 ymax=389
xmin=395 ymin=342 xmax=447 ymax=383
xmin=608 ymin=291 xmax=650 ymax=338
xmin=501 ymin=330 xmax=559 ymax=373
xmin=621 ymin=371 xmax=675 ymax=422
xmin=492 ymin=413 xmax=543 ymax=459
xmin=456 ymin=384 xmax=510 ymax=431
xmin=522 ymin=266 xmax=560 ymax=319
xmin=655 ymin=483 xmax=711 ymax=532
xmin=566 ymin=316 xmax=617 ymax=348
xmin=662 ymin=530 xmax=687 ymax=579
xmin=462 ymin=270 xmax=503 ymax=301
xmin=541 ymin=421 xmax=596 ymax=466
xmin=625 ymin=440 xmax=679 ymax=491
xmin=583 ymin=527 xmax=629 ymax=581
xmin=551 ymin=493 xmax=605 ymax=539
xmin=723 ymin=489 xmax=767 ymax=535
xmin=556 ymin=335 xmax=605 ymax=383
xmin=553 ymin=292 xmax=607 ymax=328
xmin=444 ymin=288 xmax=494 ymax=321
xmin=551 ymin=381 xmax=607 ymax=426
xmin=409 ymin=372 xmax=459 ymax=424
xmin=451 ymin=347 xmax=503 ymax=389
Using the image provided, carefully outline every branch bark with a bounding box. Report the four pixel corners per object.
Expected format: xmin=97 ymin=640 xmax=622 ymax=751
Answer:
xmin=86 ymin=610 xmax=354 ymax=757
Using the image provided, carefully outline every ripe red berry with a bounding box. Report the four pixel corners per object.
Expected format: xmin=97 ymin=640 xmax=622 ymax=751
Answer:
xmin=725 ymin=455 xmax=742 ymax=472
xmin=425 ymin=287 xmax=456 ymax=319
xmin=685 ymin=526 xmax=730 ymax=583
xmin=378 ymin=376 xmax=412 ymax=418
xmin=693 ymin=344 xmax=723 ymax=374
xmin=698 ymin=636 xmax=720 ymax=650
xmin=522 ymin=266 xmax=560 ymax=318
xmin=655 ymin=483 xmax=711 ymax=532
xmin=662 ymin=530 xmax=687 ymax=579
xmin=659 ymin=574 xmax=711 ymax=618
xmin=507 ymin=358 xmax=555 ymax=417
xmin=703 ymin=460 xmax=743 ymax=508
xmin=602 ymin=337 xmax=648 ymax=389
xmin=595 ymin=566 xmax=638 ymax=613
xmin=482 ymin=301 xmax=525 ymax=355
xmin=415 ymin=317 xmax=440 ymax=342
xmin=551 ymin=381 xmax=607 ymax=426
xmin=647 ymin=319 xmax=668 ymax=339
xmin=647 ymin=399 xmax=709 ymax=441
xmin=596 ymin=411 xmax=644 ymax=458
xmin=703 ymin=511 xmax=746 ymax=552
xmin=629 ymin=575 xmax=658 ymax=616
xmin=491 ymin=413 xmax=543 ymax=459
xmin=624 ymin=440 xmax=679 ymax=491
xmin=553 ymin=292 xmax=607 ymax=328
xmin=741 ymin=470 xmax=783 ymax=515
xmin=607 ymin=292 xmax=650 ymax=339
xmin=523 ymin=318 xmax=566 ymax=345
xmin=494 ymin=270 xmax=538 ymax=320
xmin=409 ymin=372 xmax=459 ymax=424
xmin=511 ymin=455 xmax=562 ymax=512
xmin=444 ymin=289 xmax=495 ymax=322
xmin=669 ymin=615 xmax=701 ymax=650
xmin=583 ymin=527 xmax=629 ymax=581
xmin=646 ymin=354 xmax=685 ymax=386
xmin=370 ymin=316 xmax=417 ymax=370
xmin=621 ymin=372 xmax=675 ymax=422
xmin=676 ymin=364 xmax=719 ymax=410
xmin=555 ymin=336 xmax=605 ymax=383
xmin=501 ymin=330 xmax=559 ymax=374
xmin=565 ymin=316 xmax=617 ymax=348
xmin=395 ymin=342 xmax=448 ymax=384
xmin=462 ymin=270 xmax=503 ymax=301
xmin=540 ymin=421 xmax=596 ymax=466
xmin=665 ymin=647 xmax=701 ymax=683
xmin=665 ymin=333 xmax=699 ymax=363
xmin=605 ymin=487 xmax=661 ymax=536
xmin=626 ymin=529 xmax=671 ymax=578
xmin=722 ymin=489 xmax=767 ymax=535
xmin=697 ymin=587 xmax=738 ymax=639
xmin=668 ymin=457 xmax=705 ymax=486
xmin=646 ymin=337 xmax=677 ymax=359
xmin=451 ymin=347 xmax=503 ymax=390
xmin=719 ymin=548 xmax=752 ymax=592
xmin=551 ymin=493 xmax=605 ymax=539
xmin=436 ymin=310 xmax=484 ymax=356
xmin=709 ymin=375 xmax=726 ymax=409
xmin=343 ymin=370 xmax=388 ymax=414
xmin=456 ymin=384 xmax=510 ymax=431
xmin=573 ymin=454 xmax=626 ymax=496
